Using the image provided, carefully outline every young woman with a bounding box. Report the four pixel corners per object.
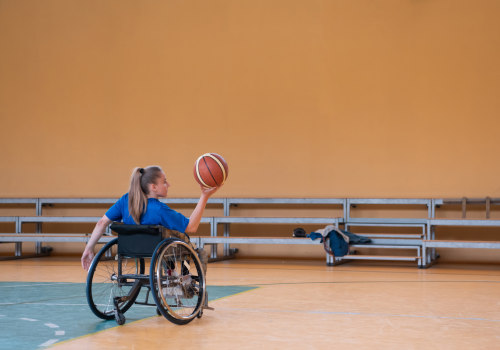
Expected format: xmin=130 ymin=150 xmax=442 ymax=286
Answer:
xmin=81 ymin=166 xmax=218 ymax=270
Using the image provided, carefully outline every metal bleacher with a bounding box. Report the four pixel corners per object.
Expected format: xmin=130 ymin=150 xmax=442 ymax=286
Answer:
xmin=1 ymin=197 xmax=500 ymax=267
xmin=340 ymin=198 xmax=440 ymax=267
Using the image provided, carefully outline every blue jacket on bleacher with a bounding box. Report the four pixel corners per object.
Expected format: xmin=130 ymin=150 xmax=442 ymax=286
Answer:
xmin=308 ymin=225 xmax=371 ymax=257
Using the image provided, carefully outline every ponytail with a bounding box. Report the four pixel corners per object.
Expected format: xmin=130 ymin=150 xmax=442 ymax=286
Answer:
xmin=128 ymin=166 xmax=163 ymax=224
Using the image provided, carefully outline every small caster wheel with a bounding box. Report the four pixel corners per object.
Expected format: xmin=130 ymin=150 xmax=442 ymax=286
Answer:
xmin=156 ymin=308 xmax=161 ymax=316
xmin=197 ymin=309 xmax=203 ymax=318
xmin=114 ymin=310 xmax=126 ymax=325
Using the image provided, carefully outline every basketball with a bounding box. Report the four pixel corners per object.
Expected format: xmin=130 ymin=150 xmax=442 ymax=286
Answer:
xmin=194 ymin=153 xmax=229 ymax=188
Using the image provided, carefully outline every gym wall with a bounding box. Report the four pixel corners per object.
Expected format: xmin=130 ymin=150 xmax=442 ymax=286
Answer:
xmin=1 ymin=0 xmax=499 ymax=198
xmin=1 ymin=1 xmax=500 ymax=262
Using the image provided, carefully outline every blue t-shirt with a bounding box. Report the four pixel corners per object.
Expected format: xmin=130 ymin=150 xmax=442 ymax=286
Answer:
xmin=105 ymin=194 xmax=189 ymax=233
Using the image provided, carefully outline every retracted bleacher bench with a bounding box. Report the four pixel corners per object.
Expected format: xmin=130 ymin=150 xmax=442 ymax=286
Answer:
xmin=0 ymin=216 xmax=106 ymax=258
xmin=6 ymin=197 xmax=499 ymax=267
xmin=424 ymin=219 xmax=500 ymax=265
xmin=341 ymin=198 xmax=444 ymax=268
xmin=343 ymin=218 xmax=427 ymax=267
xmin=196 ymin=216 xmax=344 ymax=265
xmin=201 ymin=198 xmax=346 ymax=265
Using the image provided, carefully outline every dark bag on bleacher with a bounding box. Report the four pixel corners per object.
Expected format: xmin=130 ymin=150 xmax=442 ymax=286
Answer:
xmin=293 ymin=227 xmax=307 ymax=237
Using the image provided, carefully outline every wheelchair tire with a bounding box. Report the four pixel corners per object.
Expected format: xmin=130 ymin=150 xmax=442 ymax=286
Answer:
xmin=86 ymin=238 xmax=145 ymax=320
xmin=150 ymin=238 xmax=206 ymax=325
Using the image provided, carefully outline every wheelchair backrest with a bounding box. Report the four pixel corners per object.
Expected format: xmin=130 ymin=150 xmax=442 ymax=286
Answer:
xmin=111 ymin=223 xmax=165 ymax=257
xmin=110 ymin=222 xmax=191 ymax=258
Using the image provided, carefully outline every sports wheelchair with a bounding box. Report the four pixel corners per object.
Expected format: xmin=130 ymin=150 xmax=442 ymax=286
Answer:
xmin=86 ymin=223 xmax=210 ymax=325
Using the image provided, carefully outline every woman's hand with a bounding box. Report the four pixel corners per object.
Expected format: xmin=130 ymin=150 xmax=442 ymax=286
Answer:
xmin=81 ymin=215 xmax=111 ymax=271
xmin=81 ymin=248 xmax=95 ymax=271
xmin=200 ymin=184 xmax=219 ymax=198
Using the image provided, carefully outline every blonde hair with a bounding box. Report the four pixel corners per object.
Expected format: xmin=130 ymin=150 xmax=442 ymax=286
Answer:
xmin=128 ymin=166 xmax=163 ymax=224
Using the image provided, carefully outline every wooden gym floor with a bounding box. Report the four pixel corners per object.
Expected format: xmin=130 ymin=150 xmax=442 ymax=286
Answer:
xmin=1 ymin=257 xmax=500 ymax=349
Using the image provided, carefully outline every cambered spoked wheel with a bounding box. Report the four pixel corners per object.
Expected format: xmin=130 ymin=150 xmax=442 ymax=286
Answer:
xmin=86 ymin=238 xmax=145 ymax=321
xmin=149 ymin=238 xmax=206 ymax=325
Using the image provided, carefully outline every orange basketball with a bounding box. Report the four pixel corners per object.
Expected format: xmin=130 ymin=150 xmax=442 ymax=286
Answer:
xmin=193 ymin=153 xmax=228 ymax=188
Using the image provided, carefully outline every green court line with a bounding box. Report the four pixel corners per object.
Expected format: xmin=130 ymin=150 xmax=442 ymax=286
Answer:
xmin=0 ymin=282 xmax=257 ymax=350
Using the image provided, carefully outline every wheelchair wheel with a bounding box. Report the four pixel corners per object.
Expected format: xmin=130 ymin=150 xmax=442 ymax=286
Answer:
xmin=86 ymin=238 xmax=145 ymax=320
xmin=150 ymin=238 xmax=206 ymax=325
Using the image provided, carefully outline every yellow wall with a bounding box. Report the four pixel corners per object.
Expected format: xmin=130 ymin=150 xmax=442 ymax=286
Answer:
xmin=1 ymin=0 xmax=500 ymax=198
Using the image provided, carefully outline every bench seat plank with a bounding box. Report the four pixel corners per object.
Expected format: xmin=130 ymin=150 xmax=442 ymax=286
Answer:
xmin=0 ymin=234 xmax=114 ymax=243
xmin=340 ymin=255 xmax=420 ymax=261
xmin=213 ymin=217 xmax=342 ymax=224
xmin=424 ymin=240 xmax=500 ymax=249
xmin=428 ymin=219 xmax=500 ymax=226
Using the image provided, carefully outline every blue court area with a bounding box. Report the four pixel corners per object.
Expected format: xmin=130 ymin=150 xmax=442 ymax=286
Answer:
xmin=0 ymin=282 xmax=256 ymax=350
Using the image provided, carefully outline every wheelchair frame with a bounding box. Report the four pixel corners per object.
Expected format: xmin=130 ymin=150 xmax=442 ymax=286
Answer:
xmin=86 ymin=223 xmax=210 ymax=325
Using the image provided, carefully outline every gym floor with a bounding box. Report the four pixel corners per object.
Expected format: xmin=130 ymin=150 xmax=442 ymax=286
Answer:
xmin=1 ymin=257 xmax=500 ymax=349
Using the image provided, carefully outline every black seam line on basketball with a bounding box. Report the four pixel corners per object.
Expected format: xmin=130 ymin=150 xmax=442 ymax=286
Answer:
xmin=202 ymin=157 xmax=219 ymax=186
